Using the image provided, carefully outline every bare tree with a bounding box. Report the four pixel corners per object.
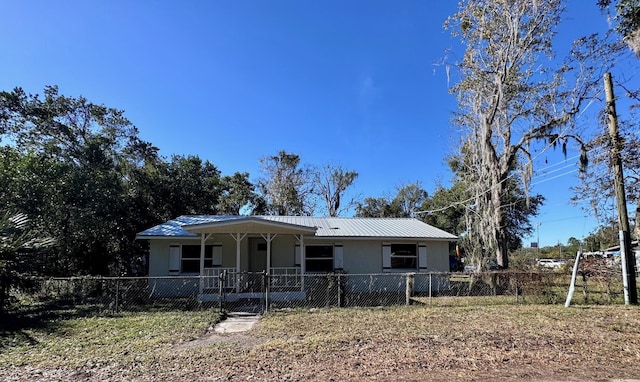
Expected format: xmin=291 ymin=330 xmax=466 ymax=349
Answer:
xmin=258 ymin=150 xmax=315 ymax=216
xmin=446 ymin=0 xmax=621 ymax=268
xmin=313 ymin=165 xmax=359 ymax=217
xmin=572 ymin=114 xmax=640 ymax=239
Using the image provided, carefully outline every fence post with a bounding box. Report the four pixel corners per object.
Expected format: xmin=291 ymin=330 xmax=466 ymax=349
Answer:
xmin=114 ymin=276 xmax=120 ymax=313
xmin=405 ymin=273 xmax=415 ymax=306
xmin=219 ymin=270 xmax=225 ymax=315
xmin=264 ymin=271 xmax=269 ymax=313
xmin=429 ymin=273 xmax=432 ymax=307
xmin=337 ymin=273 xmax=342 ymax=308
xmin=0 ymin=275 xmax=7 ymax=315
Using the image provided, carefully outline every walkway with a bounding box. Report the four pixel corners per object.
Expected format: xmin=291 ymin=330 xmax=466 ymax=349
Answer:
xmin=214 ymin=312 xmax=261 ymax=334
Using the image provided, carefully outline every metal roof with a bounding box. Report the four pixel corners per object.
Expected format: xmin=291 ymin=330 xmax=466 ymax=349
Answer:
xmin=137 ymin=215 xmax=458 ymax=240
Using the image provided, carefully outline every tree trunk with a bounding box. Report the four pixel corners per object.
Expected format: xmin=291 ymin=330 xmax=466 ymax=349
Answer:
xmin=635 ymin=205 xmax=640 ymax=241
xmin=496 ymin=231 xmax=509 ymax=269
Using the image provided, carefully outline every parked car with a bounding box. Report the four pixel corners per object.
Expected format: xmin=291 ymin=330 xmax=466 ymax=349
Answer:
xmin=537 ymin=258 xmax=566 ymax=269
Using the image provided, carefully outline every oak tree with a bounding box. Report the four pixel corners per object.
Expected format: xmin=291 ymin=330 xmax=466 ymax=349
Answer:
xmin=446 ymin=0 xmax=620 ymax=268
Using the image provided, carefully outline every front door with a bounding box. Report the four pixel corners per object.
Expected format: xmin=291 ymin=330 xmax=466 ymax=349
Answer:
xmin=249 ymin=238 xmax=267 ymax=272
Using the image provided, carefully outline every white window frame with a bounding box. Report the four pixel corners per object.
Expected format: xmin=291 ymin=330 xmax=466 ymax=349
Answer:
xmin=305 ymin=244 xmax=334 ymax=273
xmin=389 ymin=243 xmax=418 ymax=271
xmin=179 ymin=244 xmax=215 ymax=274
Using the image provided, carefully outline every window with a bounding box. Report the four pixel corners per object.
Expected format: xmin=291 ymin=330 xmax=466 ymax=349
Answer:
xmin=390 ymin=244 xmax=417 ymax=269
xmin=305 ymin=245 xmax=334 ymax=273
xmin=181 ymin=245 xmax=214 ymax=273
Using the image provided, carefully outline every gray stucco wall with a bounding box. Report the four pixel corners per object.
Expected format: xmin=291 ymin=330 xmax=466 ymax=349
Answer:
xmin=147 ymin=237 xmax=451 ymax=276
xmin=425 ymin=240 xmax=450 ymax=272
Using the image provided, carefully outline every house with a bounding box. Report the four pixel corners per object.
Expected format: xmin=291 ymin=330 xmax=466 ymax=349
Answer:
xmin=136 ymin=215 xmax=458 ymax=302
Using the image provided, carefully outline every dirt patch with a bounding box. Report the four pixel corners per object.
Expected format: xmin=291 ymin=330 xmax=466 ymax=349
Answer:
xmin=174 ymin=332 xmax=267 ymax=349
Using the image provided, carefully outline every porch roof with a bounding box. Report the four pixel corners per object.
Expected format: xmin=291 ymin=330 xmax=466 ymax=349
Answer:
xmin=183 ymin=216 xmax=317 ymax=235
xmin=136 ymin=215 xmax=458 ymax=241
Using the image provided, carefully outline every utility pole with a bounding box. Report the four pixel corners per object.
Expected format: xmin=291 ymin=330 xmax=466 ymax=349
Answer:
xmin=604 ymin=72 xmax=637 ymax=305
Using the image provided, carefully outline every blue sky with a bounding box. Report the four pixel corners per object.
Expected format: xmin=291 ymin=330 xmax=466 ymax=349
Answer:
xmin=1 ymin=1 xmax=638 ymax=247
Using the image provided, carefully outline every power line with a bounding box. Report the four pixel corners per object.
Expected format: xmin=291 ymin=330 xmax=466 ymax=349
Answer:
xmin=417 ymin=54 xmax=623 ymax=217
xmin=531 ymin=169 xmax=578 ymax=186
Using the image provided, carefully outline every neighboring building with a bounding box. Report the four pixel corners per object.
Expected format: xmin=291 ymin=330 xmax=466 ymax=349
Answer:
xmin=602 ymin=240 xmax=640 ymax=270
xmin=136 ymin=215 xmax=458 ymax=301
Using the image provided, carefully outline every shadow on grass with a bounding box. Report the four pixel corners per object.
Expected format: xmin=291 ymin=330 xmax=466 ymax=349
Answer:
xmin=1 ymin=296 xmax=213 ymax=350
xmin=0 ymin=299 xmax=106 ymax=349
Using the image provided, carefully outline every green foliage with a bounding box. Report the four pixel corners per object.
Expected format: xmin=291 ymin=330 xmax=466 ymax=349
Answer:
xmin=0 ymin=86 xmax=262 ymax=277
xmin=598 ymin=0 xmax=640 ymax=54
xmin=258 ymin=150 xmax=315 ymax=216
xmin=420 ymin=154 xmax=544 ymax=270
xmin=0 ymin=213 xmax=53 ymax=314
xmin=419 ymin=183 xmax=468 ymax=235
xmin=355 ymin=183 xmax=427 ymax=218
xmin=445 ymin=0 xmax=620 ymax=268
xmin=582 ymin=224 xmax=622 ymax=251
xmin=217 ymin=172 xmax=258 ymax=215
xmin=355 ymin=197 xmax=399 ymax=217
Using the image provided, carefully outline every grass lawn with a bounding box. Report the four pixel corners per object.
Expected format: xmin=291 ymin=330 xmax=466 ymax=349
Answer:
xmin=1 ymin=304 xmax=640 ymax=381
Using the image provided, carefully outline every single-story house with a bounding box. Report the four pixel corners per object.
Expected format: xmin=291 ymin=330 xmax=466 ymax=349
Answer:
xmin=136 ymin=215 xmax=458 ymax=301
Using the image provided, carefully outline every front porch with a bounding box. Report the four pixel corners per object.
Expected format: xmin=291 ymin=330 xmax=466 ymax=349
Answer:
xmin=181 ymin=217 xmax=318 ymax=302
xmin=198 ymin=267 xmax=306 ymax=303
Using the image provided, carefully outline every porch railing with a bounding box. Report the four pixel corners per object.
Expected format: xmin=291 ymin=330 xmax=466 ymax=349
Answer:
xmin=201 ymin=267 xmax=302 ymax=293
xmin=270 ymin=267 xmax=301 ymax=290
xmin=203 ymin=267 xmax=236 ymax=290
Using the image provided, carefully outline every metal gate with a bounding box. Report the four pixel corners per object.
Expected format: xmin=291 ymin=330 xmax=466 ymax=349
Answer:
xmin=219 ymin=271 xmax=267 ymax=314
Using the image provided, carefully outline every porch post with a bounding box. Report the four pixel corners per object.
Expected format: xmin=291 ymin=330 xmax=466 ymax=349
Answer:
xmin=199 ymin=233 xmax=205 ymax=295
xmin=199 ymin=233 xmax=213 ymax=295
xmin=266 ymin=233 xmax=271 ymax=274
xmin=229 ymin=233 xmax=247 ymax=293
xmin=235 ymin=234 xmax=241 ymax=273
xmin=260 ymin=233 xmax=278 ymax=275
xmin=301 ymin=235 xmax=305 ymax=291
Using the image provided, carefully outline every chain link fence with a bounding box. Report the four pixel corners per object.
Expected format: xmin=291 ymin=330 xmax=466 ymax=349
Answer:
xmin=4 ymin=268 xmax=637 ymax=316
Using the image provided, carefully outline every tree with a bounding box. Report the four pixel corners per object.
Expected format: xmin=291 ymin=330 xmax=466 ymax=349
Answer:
xmin=258 ymin=151 xmax=315 ymax=216
xmin=0 ymin=212 xmax=53 ymax=314
xmin=355 ymin=183 xmax=428 ymax=218
xmin=355 ymin=197 xmax=399 ymax=218
xmin=420 ymin=161 xmax=544 ymax=270
xmin=582 ymin=222 xmax=622 ymax=250
xmin=392 ymin=182 xmax=428 ymax=218
xmin=577 ymin=1 xmax=640 ymax=238
xmin=217 ymin=172 xmax=258 ymax=215
xmin=566 ymin=237 xmax=582 ymax=255
xmin=446 ymin=0 xmax=620 ymax=268
xmin=161 ymin=155 xmax=224 ymax=217
xmin=312 ymin=165 xmax=359 ymax=217
xmin=572 ymin=116 xmax=640 ymax=239
xmin=598 ymin=0 xmax=640 ymax=55
xmin=0 ymin=85 xmax=262 ymax=275
xmin=419 ymin=183 xmax=467 ymax=235
xmin=0 ymin=86 xmax=160 ymax=275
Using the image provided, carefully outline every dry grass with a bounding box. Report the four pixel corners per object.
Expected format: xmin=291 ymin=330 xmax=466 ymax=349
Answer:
xmin=2 ymin=305 xmax=640 ymax=381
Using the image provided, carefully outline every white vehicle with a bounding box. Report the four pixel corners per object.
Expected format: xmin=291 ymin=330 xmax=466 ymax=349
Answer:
xmin=537 ymin=258 xmax=566 ymax=269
